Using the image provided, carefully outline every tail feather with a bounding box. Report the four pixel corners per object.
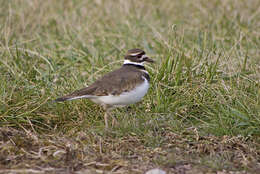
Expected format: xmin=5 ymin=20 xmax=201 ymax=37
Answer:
xmin=54 ymin=96 xmax=71 ymax=102
xmin=54 ymin=95 xmax=95 ymax=102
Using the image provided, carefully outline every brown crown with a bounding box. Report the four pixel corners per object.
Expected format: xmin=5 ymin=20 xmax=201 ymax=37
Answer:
xmin=126 ymin=48 xmax=145 ymax=56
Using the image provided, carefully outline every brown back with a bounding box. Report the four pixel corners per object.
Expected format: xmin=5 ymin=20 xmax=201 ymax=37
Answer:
xmin=65 ymin=65 xmax=149 ymax=97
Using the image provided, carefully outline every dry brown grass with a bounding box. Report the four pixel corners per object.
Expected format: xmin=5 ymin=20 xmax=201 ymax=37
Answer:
xmin=1 ymin=127 xmax=259 ymax=174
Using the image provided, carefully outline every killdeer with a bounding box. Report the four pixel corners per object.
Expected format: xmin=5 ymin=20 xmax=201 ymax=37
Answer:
xmin=55 ymin=48 xmax=154 ymax=128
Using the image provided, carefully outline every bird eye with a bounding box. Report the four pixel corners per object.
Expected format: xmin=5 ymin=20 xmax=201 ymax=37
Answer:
xmin=137 ymin=55 xmax=142 ymax=58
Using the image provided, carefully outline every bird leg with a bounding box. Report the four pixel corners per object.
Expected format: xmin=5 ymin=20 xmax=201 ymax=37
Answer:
xmin=103 ymin=105 xmax=113 ymax=128
xmin=104 ymin=111 xmax=109 ymax=128
xmin=112 ymin=116 xmax=118 ymax=127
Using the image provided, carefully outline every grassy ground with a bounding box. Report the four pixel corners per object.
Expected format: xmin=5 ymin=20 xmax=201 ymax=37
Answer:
xmin=1 ymin=0 xmax=260 ymax=173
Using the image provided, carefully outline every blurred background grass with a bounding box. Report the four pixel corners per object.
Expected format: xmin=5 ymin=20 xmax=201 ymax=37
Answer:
xmin=0 ymin=0 xmax=260 ymax=139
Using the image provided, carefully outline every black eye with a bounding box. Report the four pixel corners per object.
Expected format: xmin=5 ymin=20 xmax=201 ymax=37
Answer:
xmin=137 ymin=55 xmax=142 ymax=58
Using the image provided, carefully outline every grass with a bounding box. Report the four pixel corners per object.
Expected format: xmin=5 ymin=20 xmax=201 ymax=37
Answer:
xmin=0 ymin=0 xmax=260 ymax=173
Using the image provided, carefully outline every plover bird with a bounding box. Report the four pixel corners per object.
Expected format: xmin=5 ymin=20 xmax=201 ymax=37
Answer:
xmin=55 ymin=48 xmax=154 ymax=128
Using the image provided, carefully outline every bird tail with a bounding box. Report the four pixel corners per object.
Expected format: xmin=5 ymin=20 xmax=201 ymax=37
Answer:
xmin=54 ymin=96 xmax=72 ymax=102
xmin=54 ymin=95 xmax=94 ymax=102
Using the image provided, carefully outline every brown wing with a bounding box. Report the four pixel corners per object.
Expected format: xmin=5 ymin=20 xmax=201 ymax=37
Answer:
xmin=54 ymin=66 xmax=145 ymax=102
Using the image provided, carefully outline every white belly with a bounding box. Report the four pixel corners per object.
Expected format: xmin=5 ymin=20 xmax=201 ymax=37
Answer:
xmin=91 ymin=78 xmax=149 ymax=106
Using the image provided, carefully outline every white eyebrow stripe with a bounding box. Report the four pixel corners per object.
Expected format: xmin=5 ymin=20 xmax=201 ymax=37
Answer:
xmin=129 ymin=52 xmax=144 ymax=56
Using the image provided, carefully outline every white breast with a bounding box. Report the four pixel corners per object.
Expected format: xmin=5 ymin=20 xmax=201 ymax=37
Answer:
xmin=91 ymin=77 xmax=149 ymax=106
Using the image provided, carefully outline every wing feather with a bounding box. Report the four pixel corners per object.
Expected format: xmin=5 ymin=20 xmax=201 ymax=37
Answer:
xmin=54 ymin=66 xmax=145 ymax=102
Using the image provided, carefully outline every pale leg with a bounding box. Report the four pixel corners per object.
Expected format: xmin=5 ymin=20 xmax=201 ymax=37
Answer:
xmin=103 ymin=105 xmax=113 ymax=128
xmin=104 ymin=111 xmax=109 ymax=128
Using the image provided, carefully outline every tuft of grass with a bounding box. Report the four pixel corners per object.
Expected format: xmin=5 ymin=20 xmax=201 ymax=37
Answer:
xmin=1 ymin=0 xmax=260 ymax=173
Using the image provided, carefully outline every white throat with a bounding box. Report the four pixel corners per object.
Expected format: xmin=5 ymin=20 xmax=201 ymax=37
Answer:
xmin=123 ymin=59 xmax=144 ymax=66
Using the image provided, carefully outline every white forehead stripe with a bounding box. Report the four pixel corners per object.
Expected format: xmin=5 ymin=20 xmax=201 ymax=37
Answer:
xmin=141 ymin=54 xmax=147 ymax=59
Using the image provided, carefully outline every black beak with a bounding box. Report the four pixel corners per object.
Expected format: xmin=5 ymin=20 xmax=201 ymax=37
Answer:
xmin=143 ymin=57 xmax=155 ymax=63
